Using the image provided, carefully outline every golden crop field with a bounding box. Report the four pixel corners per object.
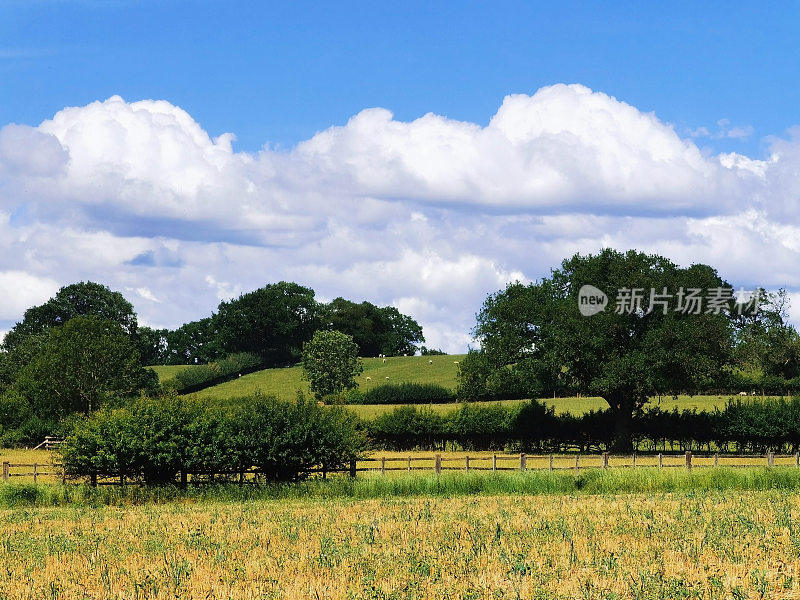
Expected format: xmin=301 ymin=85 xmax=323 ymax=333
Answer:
xmin=2 ymin=489 xmax=800 ymax=599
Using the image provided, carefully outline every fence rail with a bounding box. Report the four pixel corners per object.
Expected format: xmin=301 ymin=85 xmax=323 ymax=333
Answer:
xmin=3 ymin=451 xmax=799 ymax=486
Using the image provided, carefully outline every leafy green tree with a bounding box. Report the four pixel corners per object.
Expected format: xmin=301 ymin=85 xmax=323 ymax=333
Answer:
xmin=469 ymin=249 xmax=738 ymax=451
xmin=734 ymin=289 xmax=800 ymax=380
xmin=2 ymin=282 xmax=138 ymax=353
xmin=134 ymin=326 xmax=170 ymax=365
xmin=301 ymin=330 xmax=363 ymax=399
xmin=321 ymin=297 xmax=424 ymax=356
xmin=216 ymin=282 xmax=318 ymax=365
xmin=14 ymin=316 xmax=158 ymax=418
xmin=164 ymin=317 xmax=222 ymax=364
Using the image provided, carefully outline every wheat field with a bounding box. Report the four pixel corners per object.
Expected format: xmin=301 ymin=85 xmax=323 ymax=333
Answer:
xmin=1 ymin=488 xmax=800 ymax=599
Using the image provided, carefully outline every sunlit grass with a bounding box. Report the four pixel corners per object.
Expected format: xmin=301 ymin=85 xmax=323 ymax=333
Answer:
xmin=2 ymin=478 xmax=800 ymax=598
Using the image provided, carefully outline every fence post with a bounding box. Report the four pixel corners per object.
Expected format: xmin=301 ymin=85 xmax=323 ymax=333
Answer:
xmin=33 ymin=464 xmax=37 ymax=484
xmin=180 ymin=470 xmax=188 ymax=489
xmin=520 ymin=453 xmax=527 ymax=472
xmin=408 ymin=456 xmax=412 ymax=472
xmin=658 ymin=453 xmax=663 ymax=468
xmin=714 ymin=453 xmax=719 ymax=467
xmin=768 ymin=452 xmax=774 ymax=468
xmin=381 ymin=456 xmax=386 ymax=475
xmin=465 ymin=455 xmax=470 ymax=472
xmin=349 ymin=459 xmax=357 ymax=478
xmin=90 ymin=472 xmax=97 ymax=487
xmin=632 ymin=453 xmax=637 ymax=468
xmin=796 ymin=452 xmax=799 ymax=467
xmin=602 ymin=452 xmax=609 ymax=468
xmin=685 ymin=451 xmax=692 ymax=471
xmin=574 ymin=455 xmax=580 ymax=475
xmin=549 ymin=454 xmax=553 ymax=471
xmin=2 ymin=461 xmax=8 ymax=482
xmin=492 ymin=454 xmax=497 ymax=472
xmin=435 ymin=454 xmax=441 ymax=475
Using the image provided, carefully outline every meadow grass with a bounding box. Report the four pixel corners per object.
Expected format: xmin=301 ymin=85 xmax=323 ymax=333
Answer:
xmin=154 ymin=355 xmax=739 ymax=416
xmin=148 ymin=364 xmax=200 ymax=380
xmin=3 ymin=467 xmax=800 ymax=508
xmin=189 ymin=354 xmax=465 ymax=401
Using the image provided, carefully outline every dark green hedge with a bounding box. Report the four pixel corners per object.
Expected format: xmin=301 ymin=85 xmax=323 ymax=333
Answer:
xmin=60 ymin=393 xmax=365 ymax=483
xmin=367 ymin=397 xmax=800 ymax=453
xmin=356 ymin=383 xmax=455 ymax=405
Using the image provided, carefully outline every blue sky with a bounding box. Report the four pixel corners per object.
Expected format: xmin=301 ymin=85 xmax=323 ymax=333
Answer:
xmin=3 ymin=1 xmax=798 ymax=154
xmin=2 ymin=1 xmax=800 ymax=350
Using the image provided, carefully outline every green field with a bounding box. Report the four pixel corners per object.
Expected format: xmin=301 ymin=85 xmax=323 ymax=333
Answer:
xmin=151 ymin=357 xmax=740 ymax=418
xmin=148 ymin=364 xmax=201 ymax=380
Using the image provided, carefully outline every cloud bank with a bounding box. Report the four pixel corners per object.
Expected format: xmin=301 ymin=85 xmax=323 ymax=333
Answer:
xmin=1 ymin=83 xmax=798 ymax=351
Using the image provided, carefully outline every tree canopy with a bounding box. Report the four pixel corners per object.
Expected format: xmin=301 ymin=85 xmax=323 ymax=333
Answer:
xmin=301 ymin=330 xmax=363 ymax=399
xmin=11 ymin=316 xmax=158 ymax=419
xmin=468 ymin=249 xmax=742 ymax=450
xmin=215 ymin=281 xmax=319 ymax=366
xmin=2 ymin=282 xmax=138 ymax=354
xmin=321 ymin=298 xmax=425 ymax=357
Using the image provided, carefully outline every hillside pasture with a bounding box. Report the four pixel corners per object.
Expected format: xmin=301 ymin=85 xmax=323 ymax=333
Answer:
xmin=191 ymin=354 xmax=464 ymax=401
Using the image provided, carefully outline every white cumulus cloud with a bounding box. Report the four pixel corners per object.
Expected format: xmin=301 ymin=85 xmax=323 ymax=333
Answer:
xmin=2 ymin=84 xmax=800 ymax=351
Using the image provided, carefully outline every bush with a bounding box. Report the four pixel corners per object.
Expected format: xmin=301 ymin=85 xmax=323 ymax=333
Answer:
xmin=233 ymin=392 xmax=365 ymax=481
xmin=60 ymin=392 xmax=365 ymax=484
xmin=446 ymin=402 xmax=509 ymax=450
xmin=368 ymin=406 xmax=448 ymax=450
xmin=360 ymin=383 xmax=454 ymax=405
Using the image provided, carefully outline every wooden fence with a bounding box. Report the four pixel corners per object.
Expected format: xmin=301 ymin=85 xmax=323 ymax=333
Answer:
xmin=3 ymin=451 xmax=800 ymax=485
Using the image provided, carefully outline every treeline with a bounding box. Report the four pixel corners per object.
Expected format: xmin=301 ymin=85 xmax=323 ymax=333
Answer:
xmin=0 ymin=281 xmax=426 ymax=444
xmin=455 ymin=350 xmax=800 ymax=402
xmin=142 ymin=285 xmax=425 ymax=366
xmin=61 ymin=394 xmax=363 ymax=483
xmin=367 ymin=398 xmax=800 ymax=453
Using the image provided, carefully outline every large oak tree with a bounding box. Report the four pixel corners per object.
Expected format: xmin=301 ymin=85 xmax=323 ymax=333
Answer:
xmin=471 ymin=249 xmax=740 ymax=451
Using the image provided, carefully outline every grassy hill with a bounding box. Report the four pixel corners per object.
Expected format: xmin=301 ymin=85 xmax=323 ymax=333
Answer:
xmin=149 ymin=364 xmax=201 ymax=381
xmin=189 ymin=354 xmax=464 ymax=401
xmin=151 ymin=357 xmax=736 ymax=419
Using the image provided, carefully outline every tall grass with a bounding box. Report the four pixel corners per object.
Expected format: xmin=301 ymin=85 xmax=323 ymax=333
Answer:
xmin=4 ymin=467 xmax=800 ymax=508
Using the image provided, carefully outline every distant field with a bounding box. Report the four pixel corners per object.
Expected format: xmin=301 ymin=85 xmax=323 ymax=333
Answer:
xmin=153 ymin=357 xmax=737 ymax=418
xmin=191 ymin=354 xmax=464 ymax=401
xmin=148 ymin=364 xmax=200 ymax=380
xmin=346 ymin=394 xmax=732 ymax=419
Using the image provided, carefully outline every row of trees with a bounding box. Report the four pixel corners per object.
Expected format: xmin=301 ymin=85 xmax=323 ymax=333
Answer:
xmin=140 ymin=285 xmax=424 ymax=366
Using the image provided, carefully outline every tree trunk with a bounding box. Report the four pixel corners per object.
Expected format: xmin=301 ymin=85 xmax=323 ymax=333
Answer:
xmin=608 ymin=395 xmax=635 ymax=453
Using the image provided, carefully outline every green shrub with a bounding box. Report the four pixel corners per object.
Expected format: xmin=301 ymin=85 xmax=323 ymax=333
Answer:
xmin=446 ymin=402 xmax=509 ymax=450
xmin=368 ymin=406 xmax=448 ymax=450
xmin=60 ymin=392 xmax=365 ymax=484
xmin=232 ymin=392 xmax=365 ymax=481
xmin=360 ymin=383 xmax=454 ymax=405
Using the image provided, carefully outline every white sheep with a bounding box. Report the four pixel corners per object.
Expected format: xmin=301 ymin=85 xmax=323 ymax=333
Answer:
xmin=403 ymin=353 xmax=407 ymax=357
xmin=453 ymin=361 xmax=459 ymax=365
xmin=385 ymin=376 xmax=390 ymax=380
xmin=383 ymin=358 xmax=386 ymax=363
xmin=429 ymin=359 xmax=433 ymax=365
xmin=366 ymin=376 xmax=372 ymax=381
